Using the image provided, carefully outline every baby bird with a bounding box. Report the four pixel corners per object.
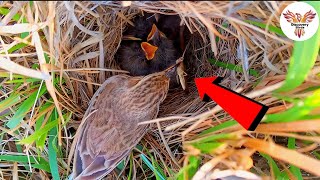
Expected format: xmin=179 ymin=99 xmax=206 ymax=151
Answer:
xmin=156 ymin=14 xmax=186 ymax=53
xmin=72 ymin=67 xmax=177 ymax=179
xmin=116 ymin=24 xmax=180 ymax=90
xmin=116 ymin=13 xmax=190 ymax=89
xmin=122 ymin=12 xmax=156 ymax=41
xmin=116 ymin=23 xmax=180 ymax=76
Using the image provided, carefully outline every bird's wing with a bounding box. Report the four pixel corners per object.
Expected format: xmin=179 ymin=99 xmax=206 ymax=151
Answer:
xmin=301 ymin=10 xmax=316 ymax=23
xmin=74 ymin=110 xmax=148 ymax=180
xmin=73 ymin=75 xmax=149 ymax=180
xmin=283 ymin=10 xmax=299 ymax=23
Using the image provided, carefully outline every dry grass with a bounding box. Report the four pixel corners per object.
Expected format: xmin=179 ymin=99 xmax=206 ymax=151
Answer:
xmin=0 ymin=1 xmax=320 ymax=180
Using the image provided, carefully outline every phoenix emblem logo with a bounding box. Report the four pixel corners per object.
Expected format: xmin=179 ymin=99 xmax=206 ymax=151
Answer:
xmin=283 ymin=10 xmax=316 ymax=38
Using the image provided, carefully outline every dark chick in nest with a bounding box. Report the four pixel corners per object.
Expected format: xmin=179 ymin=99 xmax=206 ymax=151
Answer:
xmin=116 ymin=23 xmax=181 ymax=87
xmin=156 ymin=14 xmax=189 ymax=53
xmin=123 ymin=12 xmax=156 ymax=41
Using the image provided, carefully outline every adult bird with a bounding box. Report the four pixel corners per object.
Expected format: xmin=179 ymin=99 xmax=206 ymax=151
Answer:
xmin=72 ymin=66 xmax=178 ymax=180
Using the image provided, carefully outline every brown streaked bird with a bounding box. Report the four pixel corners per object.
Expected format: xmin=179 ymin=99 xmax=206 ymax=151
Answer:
xmin=72 ymin=66 xmax=178 ymax=180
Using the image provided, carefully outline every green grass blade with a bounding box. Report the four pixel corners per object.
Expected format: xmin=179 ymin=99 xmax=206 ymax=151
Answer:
xmin=208 ymin=58 xmax=260 ymax=77
xmin=127 ymin=154 xmax=133 ymax=180
xmin=31 ymin=164 xmax=51 ymax=172
xmin=18 ymin=119 xmax=58 ymax=144
xmin=35 ymin=102 xmax=54 ymax=150
xmin=0 ymin=7 xmax=27 ymax=22
xmin=287 ymin=138 xmax=303 ymax=180
xmin=313 ymin=151 xmax=320 ymax=159
xmin=6 ymin=85 xmax=47 ymax=129
xmin=191 ymin=142 xmax=225 ymax=154
xmin=192 ymin=133 xmax=237 ymax=144
xmin=152 ymin=156 xmax=164 ymax=180
xmin=277 ymin=2 xmax=320 ymax=92
xmin=0 ymin=155 xmax=50 ymax=172
xmin=261 ymin=153 xmax=288 ymax=179
xmin=272 ymin=94 xmax=299 ymax=104
xmin=5 ymin=78 xmax=42 ymax=83
xmin=48 ymin=122 xmax=60 ymax=180
xmin=176 ymin=156 xmax=200 ymax=180
xmin=140 ymin=154 xmax=166 ymax=180
xmin=0 ymin=93 xmax=20 ymax=113
xmin=0 ymin=72 xmax=27 ymax=78
xmin=265 ymin=88 xmax=320 ymax=123
xmin=300 ymin=114 xmax=320 ymax=120
xmin=199 ymin=120 xmax=237 ymax=136
xmin=7 ymin=43 xmax=29 ymax=54
xmin=116 ymin=159 xmax=126 ymax=171
xmin=149 ymin=153 xmax=166 ymax=179
xmin=15 ymin=144 xmax=23 ymax=153
xmin=144 ymin=148 xmax=167 ymax=179
xmin=244 ymin=20 xmax=285 ymax=36
xmin=36 ymin=118 xmax=49 ymax=150
xmin=0 ymin=154 xmax=48 ymax=164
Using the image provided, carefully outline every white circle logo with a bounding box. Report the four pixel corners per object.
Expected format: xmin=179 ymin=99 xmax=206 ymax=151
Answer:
xmin=280 ymin=2 xmax=319 ymax=41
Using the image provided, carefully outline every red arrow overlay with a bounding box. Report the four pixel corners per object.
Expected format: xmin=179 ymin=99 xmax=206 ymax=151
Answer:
xmin=195 ymin=76 xmax=269 ymax=131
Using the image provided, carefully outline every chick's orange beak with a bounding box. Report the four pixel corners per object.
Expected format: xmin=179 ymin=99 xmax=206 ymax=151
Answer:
xmin=147 ymin=24 xmax=157 ymax=42
xmin=147 ymin=24 xmax=166 ymax=42
xmin=141 ymin=42 xmax=158 ymax=60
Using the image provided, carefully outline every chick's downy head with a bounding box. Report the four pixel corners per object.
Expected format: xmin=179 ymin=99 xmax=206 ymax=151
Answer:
xmin=145 ymin=24 xmax=180 ymax=70
xmin=116 ymin=24 xmax=179 ymax=77
xmin=123 ymin=13 xmax=156 ymax=41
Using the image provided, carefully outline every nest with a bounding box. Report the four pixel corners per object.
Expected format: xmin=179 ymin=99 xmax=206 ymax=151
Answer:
xmin=1 ymin=1 xmax=320 ymax=180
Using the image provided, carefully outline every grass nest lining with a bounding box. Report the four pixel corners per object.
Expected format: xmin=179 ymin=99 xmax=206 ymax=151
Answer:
xmin=0 ymin=1 xmax=320 ymax=180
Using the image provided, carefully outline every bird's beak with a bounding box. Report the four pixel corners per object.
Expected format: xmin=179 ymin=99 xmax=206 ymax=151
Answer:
xmin=165 ymin=66 xmax=177 ymax=78
xmin=164 ymin=58 xmax=183 ymax=78
xmin=147 ymin=24 xmax=166 ymax=42
xmin=141 ymin=42 xmax=158 ymax=60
